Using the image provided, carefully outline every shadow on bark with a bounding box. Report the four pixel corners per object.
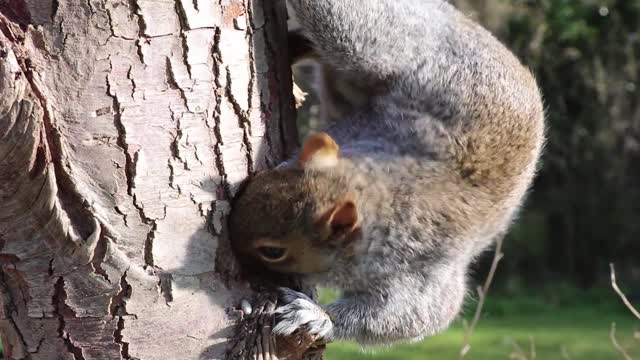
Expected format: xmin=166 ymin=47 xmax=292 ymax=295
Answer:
xmin=163 ymin=0 xmax=323 ymax=358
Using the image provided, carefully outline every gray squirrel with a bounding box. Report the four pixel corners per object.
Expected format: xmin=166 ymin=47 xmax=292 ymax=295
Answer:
xmin=229 ymin=0 xmax=545 ymax=345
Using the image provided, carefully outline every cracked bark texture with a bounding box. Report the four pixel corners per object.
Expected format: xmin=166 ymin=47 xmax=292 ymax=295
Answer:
xmin=0 ymin=0 xmax=297 ymax=358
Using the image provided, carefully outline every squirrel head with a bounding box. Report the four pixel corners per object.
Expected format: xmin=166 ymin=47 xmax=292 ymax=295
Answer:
xmin=228 ymin=133 xmax=362 ymax=274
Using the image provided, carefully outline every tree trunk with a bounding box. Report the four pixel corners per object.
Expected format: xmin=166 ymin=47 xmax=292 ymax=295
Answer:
xmin=0 ymin=0 xmax=297 ymax=358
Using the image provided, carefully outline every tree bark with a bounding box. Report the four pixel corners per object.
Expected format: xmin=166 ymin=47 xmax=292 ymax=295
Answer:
xmin=0 ymin=0 xmax=297 ymax=359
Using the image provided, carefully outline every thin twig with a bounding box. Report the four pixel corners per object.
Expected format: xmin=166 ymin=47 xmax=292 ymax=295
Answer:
xmin=560 ymin=345 xmax=571 ymax=360
xmin=529 ymin=336 xmax=536 ymax=360
xmin=508 ymin=337 xmax=536 ymax=360
xmin=509 ymin=352 xmax=528 ymax=360
xmin=610 ymin=263 xmax=640 ymax=320
xmin=610 ymin=322 xmax=633 ymax=360
xmin=509 ymin=339 xmax=528 ymax=360
xmin=459 ymin=236 xmax=505 ymax=359
xmin=461 ymin=318 xmax=469 ymax=332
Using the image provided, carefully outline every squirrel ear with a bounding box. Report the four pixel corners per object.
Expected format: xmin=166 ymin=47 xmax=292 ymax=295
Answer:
xmin=298 ymin=132 xmax=339 ymax=168
xmin=331 ymin=200 xmax=358 ymax=232
xmin=321 ymin=198 xmax=358 ymax=237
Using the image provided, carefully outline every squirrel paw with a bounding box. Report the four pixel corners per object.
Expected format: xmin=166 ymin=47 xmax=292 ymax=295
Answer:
xmin=273 ymin=288 xmax=334 ymax=341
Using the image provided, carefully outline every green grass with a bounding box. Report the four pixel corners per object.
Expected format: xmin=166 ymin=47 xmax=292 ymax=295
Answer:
xmin=321 ymin=287 xmax=640 ymax=360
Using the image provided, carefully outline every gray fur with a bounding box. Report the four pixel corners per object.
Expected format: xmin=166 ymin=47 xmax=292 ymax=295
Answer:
xmin=231 ymin=0 xmax=545 ymax=346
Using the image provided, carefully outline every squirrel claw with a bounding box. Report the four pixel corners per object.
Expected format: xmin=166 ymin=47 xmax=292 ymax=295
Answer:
xmin=274 ymin=288 xmax=335 ymax=341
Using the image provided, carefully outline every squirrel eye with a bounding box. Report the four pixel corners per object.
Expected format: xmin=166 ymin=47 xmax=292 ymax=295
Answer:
xmin=256 ymin=246 xmax=287 ymax=262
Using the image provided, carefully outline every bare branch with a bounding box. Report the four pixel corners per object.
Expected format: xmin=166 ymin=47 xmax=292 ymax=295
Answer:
xmin=610 ymin=322 xmax=633 ymax=360
xmin=610 ymin=263 xmax=640 ymax=320
xmin=529 ymin=336 xmax=536 ymax=360
xmin=509 ymin=339 xmax=528 ymax=360
xmin=459 ymin=236 xmax=505 ymax=359
xmin=461 ymin=319 xmax=469 ymax=333
xmin=510 ymin=352 xmax=528 ymax=360
xmin=506 ymin=336 xmax=536 ymax=360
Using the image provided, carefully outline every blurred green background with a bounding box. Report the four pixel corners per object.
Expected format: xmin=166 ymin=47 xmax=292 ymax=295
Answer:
xmin=293 ymin=0 xmax=640 ymax=358
xmin=320 ymin=287 xmax=639 ymax=359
